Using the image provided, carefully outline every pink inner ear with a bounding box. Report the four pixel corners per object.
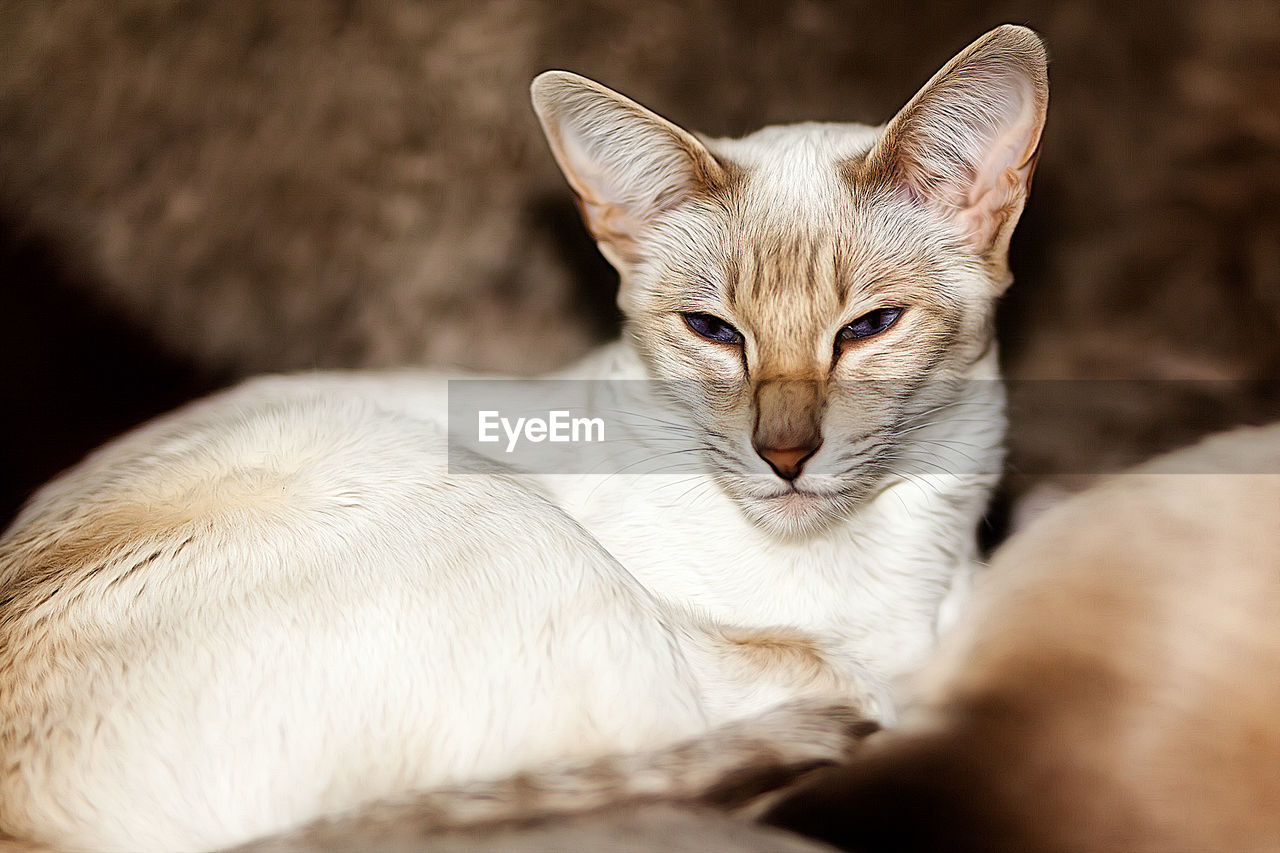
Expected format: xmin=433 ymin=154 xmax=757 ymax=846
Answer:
xmin=966 ymin=86 xmax=1041 ymax=202
xmin=957 ymin=166 xmax=1024 ymax=253
xmin=548 ymin=104 xmax=715 ymax=270
xmin=580 ymin=197 xmax=643 ymax=267
xmin=894 ymin=76 xmax=1042 ymax=255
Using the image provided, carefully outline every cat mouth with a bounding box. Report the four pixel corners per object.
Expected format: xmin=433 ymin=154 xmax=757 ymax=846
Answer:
xmin=771 ymin=489 xmax=824 ymax=507
xmin=716 ymin=469 xmax=862 ymax=533
xmin=747 ymin=487 xmax=850 ymax=534
xmin=758 ymin=481 xmax=845 ymax=501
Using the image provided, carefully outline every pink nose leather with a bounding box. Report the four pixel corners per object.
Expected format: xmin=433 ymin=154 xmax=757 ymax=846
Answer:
xmin=756 ymin=443 xmax=820 ymax=481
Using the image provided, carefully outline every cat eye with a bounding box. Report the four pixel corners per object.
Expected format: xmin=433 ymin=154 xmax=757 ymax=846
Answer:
xmin=682 ymin=312 xmax=744 ymax=345
xmin=837 ymin=307 xmax=903 ymax=343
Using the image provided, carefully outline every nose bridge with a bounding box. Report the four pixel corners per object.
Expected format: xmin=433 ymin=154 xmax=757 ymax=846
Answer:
xmin=753 ymin=376 xmax=826 ymax=451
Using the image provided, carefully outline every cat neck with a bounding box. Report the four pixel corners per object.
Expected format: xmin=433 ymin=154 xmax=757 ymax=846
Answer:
xmin=536 ymin=336 xmax=1005 ymax=685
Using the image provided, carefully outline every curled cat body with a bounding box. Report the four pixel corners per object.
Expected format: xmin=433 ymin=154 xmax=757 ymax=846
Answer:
xmin=0 ymin=27 xmax=1047 ymax=852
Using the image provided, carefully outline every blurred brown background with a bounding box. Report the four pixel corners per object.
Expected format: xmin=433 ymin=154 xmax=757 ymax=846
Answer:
xmin=1 ymin=0 xmax=1278 ymax=529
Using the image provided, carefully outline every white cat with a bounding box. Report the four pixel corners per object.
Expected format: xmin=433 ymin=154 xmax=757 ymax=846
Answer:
xmin=0 ymin=26 xmax=1046 ymax=852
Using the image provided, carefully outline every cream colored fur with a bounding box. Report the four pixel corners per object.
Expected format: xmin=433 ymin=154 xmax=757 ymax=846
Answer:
xmin=0 ymin=27 xmax=1046 ymax=852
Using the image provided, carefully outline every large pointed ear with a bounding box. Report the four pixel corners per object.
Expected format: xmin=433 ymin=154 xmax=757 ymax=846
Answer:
xmin=531 ymin=71 xmax=729 ymax=272
xmin=863 ymin=25 xmax=1048 ymax=271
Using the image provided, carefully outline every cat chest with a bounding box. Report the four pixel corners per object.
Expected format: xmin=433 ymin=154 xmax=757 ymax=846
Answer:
xmin=605 ymin=523 xmax=951 ymax=675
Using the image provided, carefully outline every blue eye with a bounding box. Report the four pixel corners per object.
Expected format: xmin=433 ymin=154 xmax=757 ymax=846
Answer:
xmin=838 ymin=307 xmax=903 ymax=343
xmin=683 ymin=312 xmax=743 ymax=345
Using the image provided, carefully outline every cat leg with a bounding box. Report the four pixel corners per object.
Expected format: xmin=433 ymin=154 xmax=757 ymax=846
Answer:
xmin=676 ymin=622 xmax=898 ymax=726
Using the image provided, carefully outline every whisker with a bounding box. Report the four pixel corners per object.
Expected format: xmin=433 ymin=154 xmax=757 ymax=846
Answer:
xmin=901 ymin=437 xmax=983 ymax=466
xmin=892 ymin=398 xmax=975 ymax=428
xmin=600 ymin=407 xmax=700 ymax=435
xmin=882 ymin=452 xmax=960 ymax=480
xmin=889 ymin=417 xmax=999 ymax=437
xmin=581 ymin=447 xmax=707 ymax=503
xmin=671 ymin=476 xmax=720 ymax=507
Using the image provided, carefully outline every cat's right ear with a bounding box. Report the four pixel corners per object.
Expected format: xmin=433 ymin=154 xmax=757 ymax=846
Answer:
xmin=531 ymin=72 xmax=728 ymax=274
xmin=860 ymin=25 xmax=1049 ymax=280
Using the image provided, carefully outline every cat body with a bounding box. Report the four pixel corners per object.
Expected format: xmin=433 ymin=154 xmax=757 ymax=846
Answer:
xmin=0 ymin=27 xmax=1046 ymax=852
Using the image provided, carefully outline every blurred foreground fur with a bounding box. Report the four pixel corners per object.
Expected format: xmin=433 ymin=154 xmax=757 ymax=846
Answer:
xmin=2 ymin=806 xmax=839 ymax=853
xmin=767 ymin=422 xmax=1280 ymax=852
xmin=1 ymin=1 xmax=1278 ymax=521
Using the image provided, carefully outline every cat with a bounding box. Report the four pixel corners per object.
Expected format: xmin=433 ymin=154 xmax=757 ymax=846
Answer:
xmin=0 ymin=25 xmax=1047 ymax=853
xmin=767 ymin=422 xmax=1280 ymax=852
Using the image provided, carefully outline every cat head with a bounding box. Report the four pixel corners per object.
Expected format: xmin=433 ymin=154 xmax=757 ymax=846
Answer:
xmin=532 ymin=26 xmax=1048 ymax=534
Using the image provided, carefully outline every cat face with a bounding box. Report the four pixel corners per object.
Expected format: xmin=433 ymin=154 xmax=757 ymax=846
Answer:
xmin=533 ymin=26 xmax=1047 ymax=533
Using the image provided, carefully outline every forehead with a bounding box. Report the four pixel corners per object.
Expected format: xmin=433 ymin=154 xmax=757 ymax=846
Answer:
xmin=691 ymin=124 xmax=953 ymax=319
xmin=706 ymin=121 xmax=880 ymax=228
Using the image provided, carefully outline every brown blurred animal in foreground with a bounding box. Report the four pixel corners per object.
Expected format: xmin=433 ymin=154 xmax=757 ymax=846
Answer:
xmin=767 ymin=422 xmax=1280 ymax=852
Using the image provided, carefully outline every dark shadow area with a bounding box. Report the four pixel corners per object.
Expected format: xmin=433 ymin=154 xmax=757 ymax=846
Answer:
xmin=994 ymin=169 xmax=1059 ymax=373
xmin=0 ymin=216 xmax=227 ymax=528
xmin=528 ymin=193 xmax=623 ymax=340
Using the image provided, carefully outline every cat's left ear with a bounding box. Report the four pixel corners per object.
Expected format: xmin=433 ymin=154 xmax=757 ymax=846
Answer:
xmin=862 ymin=25 xmax=1049 ymax=276
xmin=531 ymin=71 xmax=728 ymax=276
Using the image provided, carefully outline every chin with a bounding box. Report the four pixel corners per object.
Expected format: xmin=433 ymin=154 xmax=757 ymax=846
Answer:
xmin=741 ymin=489 xmax=850 ymax=536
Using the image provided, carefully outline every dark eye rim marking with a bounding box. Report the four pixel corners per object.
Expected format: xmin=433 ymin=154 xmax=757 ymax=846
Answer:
xmin=837 ymin=307 xmax=904 ymax=345
xmin=682 ymin=312 xmax=744 ymax=345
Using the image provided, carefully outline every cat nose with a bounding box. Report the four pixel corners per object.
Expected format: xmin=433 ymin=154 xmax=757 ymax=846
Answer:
xmin=755 ymin=441 xmax=822 ymax=481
